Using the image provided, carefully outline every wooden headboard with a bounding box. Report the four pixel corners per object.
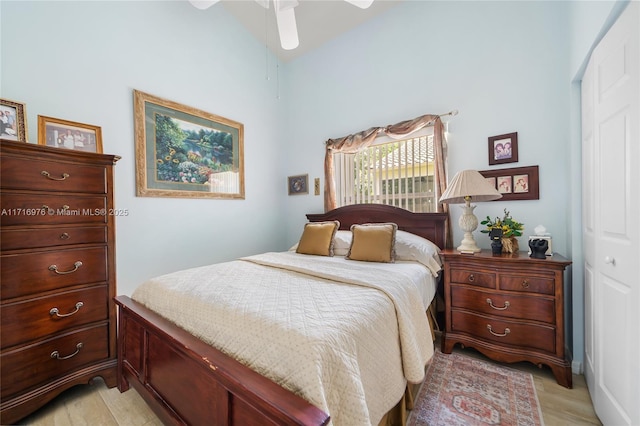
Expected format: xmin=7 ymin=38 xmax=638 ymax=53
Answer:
xmin=306 ymin=204 xmax=448 ymax=249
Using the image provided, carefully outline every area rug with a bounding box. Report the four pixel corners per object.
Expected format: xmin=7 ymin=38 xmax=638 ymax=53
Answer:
xmin=408 ymin=349 xmax=544 ymax=426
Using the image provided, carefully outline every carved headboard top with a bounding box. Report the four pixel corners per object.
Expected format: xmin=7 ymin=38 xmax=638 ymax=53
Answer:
xmin=306 ymin=204 xmax=447 ymax=249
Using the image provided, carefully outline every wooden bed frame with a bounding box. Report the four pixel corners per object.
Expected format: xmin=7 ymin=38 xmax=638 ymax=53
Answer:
xmin=115 ymin=204 xmax=447 ymax=425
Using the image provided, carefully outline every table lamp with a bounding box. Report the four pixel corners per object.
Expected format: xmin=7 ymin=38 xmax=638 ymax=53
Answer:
xmin=439 ymin=169 xmax=502 ymax=253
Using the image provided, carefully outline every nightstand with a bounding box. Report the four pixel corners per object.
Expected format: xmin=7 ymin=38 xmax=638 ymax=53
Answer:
xmin=440 ymin=249 xmax=573 ymax=388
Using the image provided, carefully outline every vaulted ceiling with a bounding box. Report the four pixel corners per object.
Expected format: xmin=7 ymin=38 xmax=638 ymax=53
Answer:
xmin=219 ymin=0 xmax=403 ymax=62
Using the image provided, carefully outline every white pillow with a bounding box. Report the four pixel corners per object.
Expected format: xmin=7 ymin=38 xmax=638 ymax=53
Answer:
xmin=394 ymin=230 xmax=442 ymax=276
xmin=333 ymin=230 xmax=352 ymax=256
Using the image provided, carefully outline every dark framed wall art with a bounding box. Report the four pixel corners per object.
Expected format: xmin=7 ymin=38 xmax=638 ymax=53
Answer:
xmin=480 ymin=165 xmax=539 ymax=201
xmin=488 ymin=132 xmax=518 ymax=165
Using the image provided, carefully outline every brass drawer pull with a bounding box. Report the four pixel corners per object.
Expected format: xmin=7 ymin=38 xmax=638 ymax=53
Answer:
xmin=486 ymin=298 xmax=510 ymax=310
xmin=41 ymin=205 xmax=70 ymax=211
xmin=521 ymin=280 xmax=530 ymax=288
xmin=60 ymin=232 xmax=70 ymax=240
xmin=51 ymin=343 xmax=83 ymax=360
xmin=50 ymin=302 xmax=84 ymax=318
xmin=41 ymin=171 xmax=70 ymax=181
xmin=49 ymin=261 xmax=83 ymax=275
xmin=487 ymin=324 xmax=510 ymax=337
xmin=468 ymin=274 xmax=475 ymax=282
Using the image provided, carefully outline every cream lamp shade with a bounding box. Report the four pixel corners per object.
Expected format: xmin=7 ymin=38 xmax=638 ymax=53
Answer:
xmin=439 ymin=169 xmax=502 ymax=252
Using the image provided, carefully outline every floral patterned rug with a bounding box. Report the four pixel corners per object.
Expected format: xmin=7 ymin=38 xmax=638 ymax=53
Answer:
xmin=408 ymin=349 xmax=544 ymax=426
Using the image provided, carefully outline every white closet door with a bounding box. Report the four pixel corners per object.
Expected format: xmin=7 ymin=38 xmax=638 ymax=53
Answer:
xmin=582 ymin=2 xmax=639 ymax=425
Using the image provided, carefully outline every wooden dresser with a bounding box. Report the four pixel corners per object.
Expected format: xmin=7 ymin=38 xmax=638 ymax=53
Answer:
xmin=0 ymin=140 xmax=120 ymax=423
xmin=440 ymin=249 xmax=573 ymax=387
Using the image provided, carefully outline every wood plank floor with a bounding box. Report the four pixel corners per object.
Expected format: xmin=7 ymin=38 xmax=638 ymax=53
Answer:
xmin=16 ymin=344 xmax=601 ymax=425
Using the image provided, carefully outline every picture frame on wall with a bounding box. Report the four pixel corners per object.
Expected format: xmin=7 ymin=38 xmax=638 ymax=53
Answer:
xmin=488 ymin=132 xmax=518 ymax=165
xmin=133 ymin=90 xmax=245 ymax=199
xmin=479 ymin=165 xmax=539 ymax=201
xmin=0 ymin=98 xmax=28 ymax=143
xmin=38 ymin=115 xmax=103 ymax=153
xmin=288 ymin=174 xmax=308 ymax=195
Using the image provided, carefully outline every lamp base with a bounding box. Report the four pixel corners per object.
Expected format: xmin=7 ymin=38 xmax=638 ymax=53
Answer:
xmin=457 ymin=202 xmax=481 ymax=253
xmin=457 ymin=233 xmax=481 ymax=253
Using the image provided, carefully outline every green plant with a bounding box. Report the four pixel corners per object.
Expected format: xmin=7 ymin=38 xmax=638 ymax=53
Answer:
xmin=480 ymin=209 xmax=524 ymax=238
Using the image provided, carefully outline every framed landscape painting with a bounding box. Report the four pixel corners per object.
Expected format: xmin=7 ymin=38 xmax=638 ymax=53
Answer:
xmin=134 ymin=90 xmax=245 ymax=199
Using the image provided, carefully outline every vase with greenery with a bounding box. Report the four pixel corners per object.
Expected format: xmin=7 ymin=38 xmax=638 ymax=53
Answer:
xmin=481 ymin=209 xmax=524 ymax=253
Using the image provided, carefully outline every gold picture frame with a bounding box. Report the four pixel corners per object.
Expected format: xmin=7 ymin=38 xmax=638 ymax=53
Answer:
xmin=134 ymin=90 xmax=245 ymax=199
xmin=38 ymin=115 xmax=103 ymax=153
xmin=1 ymin=98 xmax=29 ymax=143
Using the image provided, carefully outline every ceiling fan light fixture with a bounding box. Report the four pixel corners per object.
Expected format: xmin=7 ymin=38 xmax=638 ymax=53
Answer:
xmin=344 ymin=0 xmax=374 ymax=9
xmin=188 ymin=0 xmax=220 ymax=10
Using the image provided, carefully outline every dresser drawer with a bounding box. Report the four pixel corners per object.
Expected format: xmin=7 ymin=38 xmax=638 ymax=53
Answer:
xmin=1 ymin=246 xmax=108 ymax=299
xmin=0 ymin=193 xmax=107 ymax=226
xmin=1 ymin=286 xmax=109 ymax=349
xmin=499 ymin=274 xmax=554 ymax=295
xmin=450 ymin=269 xmax=495 ymax=289
xmin=451 ymin=310 xmax=556 ymax=353
xmin=0 ymin=156 xmax=107 ymax=194
xmin=450 ymin=286 xmax=555 ymax=323
xmin=1 ymin=226 xmax=107 ymax=251
xmin=0 ymin=324 xmax=110 ymax=399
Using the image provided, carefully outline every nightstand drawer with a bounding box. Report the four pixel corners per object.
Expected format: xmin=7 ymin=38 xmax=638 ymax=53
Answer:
xmin=451 ymin=310 xmax=556 ymax=353
xmin=500 ymin=274 xmax=554 ymax=295
xmin=450 ymin=269 xmax=495 ymax=289
xmin=451 ymin=286 xmax=555 ymax=323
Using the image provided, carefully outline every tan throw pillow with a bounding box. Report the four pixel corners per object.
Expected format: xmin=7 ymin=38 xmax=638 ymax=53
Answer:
xmin=296 ymin=221 xmax=340 ymax=256
xmin=347 ymin=223 xmax=397 ymax=263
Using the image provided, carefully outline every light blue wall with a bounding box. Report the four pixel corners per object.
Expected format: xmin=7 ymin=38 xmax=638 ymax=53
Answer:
xmin=0 ymin=1 xmax=288 ymax=296
xmin=0 ymin=0 xmax=625 ymax=373
xmin=280 ymin=0 xmax=623 ymax=372
xmin=285 ymin=0 xmax=573 ymax=252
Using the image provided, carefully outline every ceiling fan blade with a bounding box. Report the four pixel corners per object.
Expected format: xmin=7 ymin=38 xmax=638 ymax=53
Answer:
xmin=344 ymin=0 xmax=374 ymax=9
xmin=274 ymin=0 xmax=299 ymax=50
xmin=188 ymin=0 xmax=221 ymax=10
xmin=275 ymin=0 xmax=299 ymax=11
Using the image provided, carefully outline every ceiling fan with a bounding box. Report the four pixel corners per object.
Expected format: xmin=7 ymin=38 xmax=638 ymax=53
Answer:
xmin=188 ymin=0 xmax=375 ymax=50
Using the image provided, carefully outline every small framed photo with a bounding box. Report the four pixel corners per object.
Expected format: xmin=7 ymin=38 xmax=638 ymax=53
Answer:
xmin=497 ymin=176 xmax=512 ymax=194
xmin=480 ymin=165 xmax=539 ymax=201
xmin=38 ymin=115 xmax=103 ymax=153
xmin=288 ymin=174 xmax=308 ymax=195
xmin=0 ymin=98 xmax=28 ymax=143
xmin=513 ymin=174 xmax=529 ymax=193
xmin=488 ymin=132 xmax=518 ymax=165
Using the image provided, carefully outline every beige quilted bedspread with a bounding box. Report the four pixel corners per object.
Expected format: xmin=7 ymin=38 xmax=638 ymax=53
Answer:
xmin=132 ymin=252 xmax=434 ymax=425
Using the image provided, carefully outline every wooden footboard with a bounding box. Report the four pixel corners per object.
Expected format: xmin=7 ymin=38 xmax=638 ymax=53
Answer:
xmin=115 ymin=296 xmax=330 ymax=426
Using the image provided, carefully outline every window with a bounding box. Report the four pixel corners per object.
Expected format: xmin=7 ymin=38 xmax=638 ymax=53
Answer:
xmin=333 ymin=134 xmax=437 ymax=213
